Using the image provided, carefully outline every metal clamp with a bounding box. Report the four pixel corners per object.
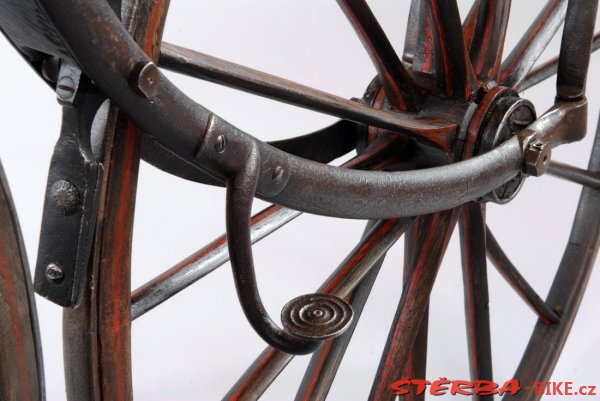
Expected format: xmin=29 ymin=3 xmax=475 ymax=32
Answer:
xmin=33 ymin=62 xmax=106 ymax=307
xmin=518 ymin=98 xmax=587 ymax=177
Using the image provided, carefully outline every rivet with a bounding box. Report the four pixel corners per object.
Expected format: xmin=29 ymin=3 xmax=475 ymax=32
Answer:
xmin=46 ymin=263 xmax=64 ymax=283
xmin=50 ymin=180 xmax=81 ymax=216
xmin=131 ymin=61 xmax=160 ymax=99
xmin=214 ymin=134 xmax=226 ymax=153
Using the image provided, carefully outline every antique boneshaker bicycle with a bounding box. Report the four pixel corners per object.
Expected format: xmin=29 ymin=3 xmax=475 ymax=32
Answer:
xmin=0 ymin=0 xmax=599 ymax=400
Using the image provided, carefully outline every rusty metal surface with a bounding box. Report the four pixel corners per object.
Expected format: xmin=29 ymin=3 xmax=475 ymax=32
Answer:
xmin=0 ymin=0 xmax=598 ymax=399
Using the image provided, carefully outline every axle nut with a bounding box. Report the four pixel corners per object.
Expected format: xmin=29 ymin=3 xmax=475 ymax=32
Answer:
xmin=523 ymin=138 xmax=551 ymax=177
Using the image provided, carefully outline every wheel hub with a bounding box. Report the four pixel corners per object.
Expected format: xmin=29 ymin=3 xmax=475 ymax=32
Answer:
xmin=361 ymin=80 xmax=537 ymax=204
xmin=469 ymin=88 xmax=537 ymax=203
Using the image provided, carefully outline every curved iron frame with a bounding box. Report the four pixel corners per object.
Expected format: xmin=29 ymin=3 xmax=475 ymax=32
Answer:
xmin=0 ymin=0 xmax=599 ymax=400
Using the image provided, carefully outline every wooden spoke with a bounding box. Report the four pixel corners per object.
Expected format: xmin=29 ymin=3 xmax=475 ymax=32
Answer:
xmin=61 ymin=2 xmax=170 ymax=400
xmin=336 ymin=0 xmax=424 ymax=111
xmin=521 ymin=32 xmax=600 ymax=91
xmin=401 ymin=218 xmax=428 ymax=401
xmin=506 ymin=114 xmax=600 ymax=399
xmin=486 ymin=228 xmax=560 ymax=324
xmin=159 ymin=42 xmax=456 ymax=150
xmin=405 ymin=0 xmax=436 ymax=76
xmin=556 ymin=0 xmax=599 ymax=100
xmin=131 ymin=140 xmax=405 ymax=320
xmin=223 ymin=218 xmax=411 ymax=401
xmin=131 ymin=205 xmax=300 ymax=319
xmin=459 ymin=203 xmax=493 ymax=400
xmin=369 ymin=209 xmax=460 ymax=401
xmin=425 ymin=0 xmax=477 ymax=99
xmin=462 ymin=0 xmax=481 ymax=51
xmin=223 ymin=348 xmax=292 ymax=401
xmin=465 ymin=0 xmax=512 ymax=81
xmin=294 ymin=257 xmax=384 ymax=401
xmin=499 ymin=0 xmax=567 ymax=89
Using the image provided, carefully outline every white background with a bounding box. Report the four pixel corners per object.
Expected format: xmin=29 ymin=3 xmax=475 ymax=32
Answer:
xmin=0 ymin=1 xmax=599 ymax=400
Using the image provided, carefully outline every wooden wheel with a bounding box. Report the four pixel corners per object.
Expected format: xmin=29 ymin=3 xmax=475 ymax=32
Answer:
xmin=0 ymin=1 xmax=599 ymax=400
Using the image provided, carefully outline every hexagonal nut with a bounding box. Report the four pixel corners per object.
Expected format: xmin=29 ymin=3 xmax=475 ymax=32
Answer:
xmin=523 ymin=139 xmax=551 ymax=177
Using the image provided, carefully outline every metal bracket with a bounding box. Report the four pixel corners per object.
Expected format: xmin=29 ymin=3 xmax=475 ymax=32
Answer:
xmin=518 ymin=98 xmax=587 ymax=177
xmin=196 ymin=120 xmax=353 ymax=354
xmin=33 ymin=62 xmax=106 ymax=307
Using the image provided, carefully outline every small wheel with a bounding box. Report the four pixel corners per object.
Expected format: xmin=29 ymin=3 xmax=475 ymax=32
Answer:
xmin=0 ymin=1 xmax=599 ymax=401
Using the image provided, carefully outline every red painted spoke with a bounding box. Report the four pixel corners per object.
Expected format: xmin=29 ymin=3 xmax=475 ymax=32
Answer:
xmin=466 ymin=0 xmax=512 ymax=81
xmin=425 ymin=0 xmax=476 ymax=99
xmin=499 ymin=0 xmax=567 ymax=89
xmin=401 ymin=219 xmax=428 ymax=401
xmin=486 ymin=227 xmax=560 ymax=324
xmin=223 ymin=219 xmax=411 ymax=401
xmin=459 ymin=203 xmax=493 ymax=401
xmin=556 ymin=0 xmax=599 ymax=100
xmin=131 ymin=141 xmax=406 ymax=320
xmin=369 ymin=209 xmax=460 ymax=401
xmin=294 ymin=260 xmax=383 ymax=401
xmin=222 ymin=348 xmax=292 ymax=401
xmin=336 ymin=0 xmax=424 ymax=111
xmin=462 ymin=0 xmax=481 ymax=50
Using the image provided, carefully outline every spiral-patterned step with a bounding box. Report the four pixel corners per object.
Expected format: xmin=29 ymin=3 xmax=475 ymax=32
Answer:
xmin=281 ymin=293 xmax=354 ymax=340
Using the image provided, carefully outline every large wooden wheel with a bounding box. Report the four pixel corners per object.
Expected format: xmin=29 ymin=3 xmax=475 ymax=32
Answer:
xmin=0 ymin=1 xmax=599 ymax=400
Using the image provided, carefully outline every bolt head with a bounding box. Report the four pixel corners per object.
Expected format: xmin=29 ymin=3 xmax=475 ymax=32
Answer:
xmin=523 ymin=139 xmax=551 ymax=176
xmin=46 ymin=263 xmax=64 ymax=283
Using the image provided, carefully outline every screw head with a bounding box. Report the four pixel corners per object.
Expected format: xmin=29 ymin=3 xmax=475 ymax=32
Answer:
xmin=46 ymin=263 xmax=64 ymax=283
xmin=523 ymin=138 xmax=551 ymax=176
xmin=56 ymin=76 xmax=76 ymax=101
